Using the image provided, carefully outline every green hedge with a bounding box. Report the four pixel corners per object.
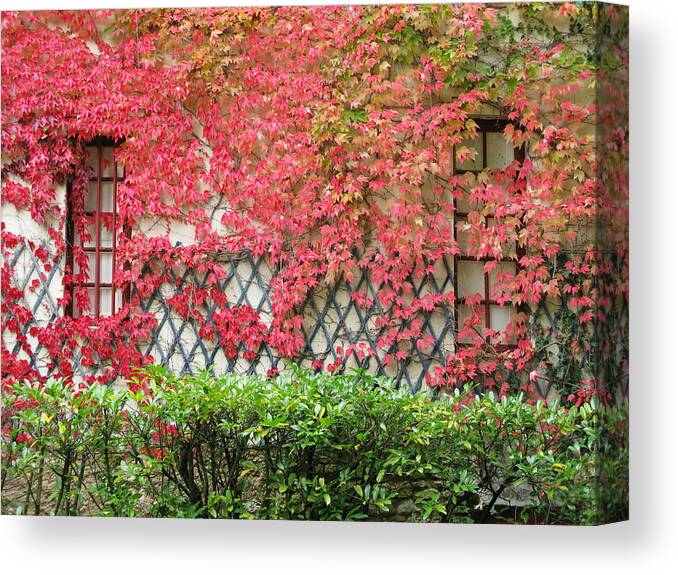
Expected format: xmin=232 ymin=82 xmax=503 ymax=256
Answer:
xmin=1 ymin=366 xmax=628 ymax=524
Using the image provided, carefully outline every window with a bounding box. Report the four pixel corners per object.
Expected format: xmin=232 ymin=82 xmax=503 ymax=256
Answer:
xmin=66 ymin=140 xmax=127 ymax=318
xmin=453 ymin=119 xmax=524 ymax=348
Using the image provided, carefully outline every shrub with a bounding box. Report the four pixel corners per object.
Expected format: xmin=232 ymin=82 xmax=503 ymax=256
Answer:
xmin=1 ymin=366 xmax=628 ymax=524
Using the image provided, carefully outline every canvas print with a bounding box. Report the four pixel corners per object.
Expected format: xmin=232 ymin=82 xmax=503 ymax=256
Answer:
xmin=1 ymin=3 xmax=628 ymax=524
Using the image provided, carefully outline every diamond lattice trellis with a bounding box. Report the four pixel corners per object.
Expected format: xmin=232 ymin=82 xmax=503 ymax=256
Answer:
xmin=2 ymin=239 xmax=61 ymax=376
xmin=137 ymin=250 xmax=278 ymax=377
xmin=2 ymin=242 xmax=459 ymax=389
xmin=297 ymin=254 xmax=457 ymax=389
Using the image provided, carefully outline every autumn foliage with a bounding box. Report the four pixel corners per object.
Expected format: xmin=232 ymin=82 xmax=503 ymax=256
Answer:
xmin=1 ymin=4 xmax=628 ymax=401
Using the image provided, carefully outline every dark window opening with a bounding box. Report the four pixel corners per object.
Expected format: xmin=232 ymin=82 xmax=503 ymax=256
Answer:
xmin=66 ymin=140 xmax=128 ymax=318
xmin=453 ymin=119 xmax=525 ymax=349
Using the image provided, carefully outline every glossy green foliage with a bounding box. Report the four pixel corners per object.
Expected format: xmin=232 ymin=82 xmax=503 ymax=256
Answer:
xmin=1 ymin=366 xmax=627 ymax=524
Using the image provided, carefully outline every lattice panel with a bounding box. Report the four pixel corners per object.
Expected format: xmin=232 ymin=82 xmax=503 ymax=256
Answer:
xmin=298 ymin=255 xmax=456 ymax=389
xmin=137 ymin=251 xmax=278 ymax=377
xmin=2 ymin=240 xmax=62 ymax=376
xmin=2 ymin=242 xmax=459 ymax=389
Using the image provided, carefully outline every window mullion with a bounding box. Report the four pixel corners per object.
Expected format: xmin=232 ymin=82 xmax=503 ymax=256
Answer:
xmin=483 ymin=128 xmax=489 ymax=342
xmin=112 ymin=156 xmax=117 ymax=314
xmin=95 ymin=142 xmax=102 ymax=318
xmin=484 ymin=270 xmax=491 ymax=340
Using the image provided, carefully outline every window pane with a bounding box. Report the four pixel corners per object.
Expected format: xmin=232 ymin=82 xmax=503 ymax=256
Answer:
xmin=456 ymin=193 xmax=479 ymax=214
xmin=99 ymin=213 xmax=115 ymax=248
xmin=486 ymin=132 xmax=514 ymax=169
xmin=74 ymin=252 xmax=96 ymax=282
xmin=101 ymin=146 xmax=114 ymax=178
xmin=455 ymin=136 xmax=483 ymax=171
xmin=100 ymin=252 xmax=113 ymax=284
xmin=84 ymin=181 xmax=98 ymax=212
xmin=455 ymin=172 xmax=479 ymax=212
xmin=100 ymin=181 xmax=114 ymax=212
xmin=96 ymin=289 xmax=123 ymax=316
xmin=86 ymin=287 xmax=96 ymax=314
xmin=490 ymin=305 xmax=515 ymax=344
xmin=74 ymin=220 xmax=96 ymax=247
xmin=80 ymin=283 xmax=122 ymax=318
xmin=100 ymin=225 xmax=113 ymax=248
xmin=85 ymin=146 xmax=98 ymax=173
xmin=457 ymin=304 xmax=482 ymax=344
xmin=74 ymin=218 xmax=113 ymax=248
xmin=457 ymin=260 xmax=485 ymax=298
xmin=486 ymin=217 xmax=517 ymax=258
xmin=84 ymin=181 xmax=114 ymax=212
xmin=489 ymin=262 xmax=516 ymax=293
xmin=456 ymin=224 xmax=471 ymax=254
xmin=99 ymin=288 xmax=112 ymax=316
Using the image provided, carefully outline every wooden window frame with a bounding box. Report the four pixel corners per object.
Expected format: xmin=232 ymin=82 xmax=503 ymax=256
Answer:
xmin=452 ymin=118 xmax=525 ymax=351
xmin=65 ymin=138 xmax=130 ymax=318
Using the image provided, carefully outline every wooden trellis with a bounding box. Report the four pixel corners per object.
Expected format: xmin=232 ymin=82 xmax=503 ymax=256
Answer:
xmin=2 ymin=241 xmax=462 ymax=389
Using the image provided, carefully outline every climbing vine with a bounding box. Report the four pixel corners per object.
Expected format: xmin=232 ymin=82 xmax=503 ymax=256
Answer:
xmin=1 ymin=4 xmax=628 ymax=401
